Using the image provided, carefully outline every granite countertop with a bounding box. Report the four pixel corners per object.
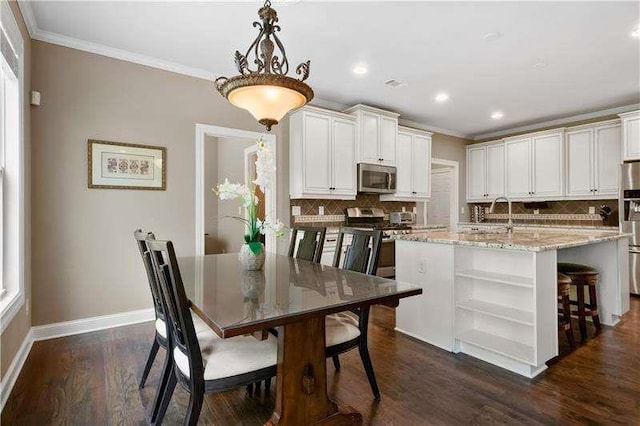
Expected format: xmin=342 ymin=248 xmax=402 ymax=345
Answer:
xmin=410 ymin=224 xmax=448 ymax=230
xmin=458 ymin=222 xmax=619 ymax=231
xmin=394 ymin=228 xmax=630 ymax=252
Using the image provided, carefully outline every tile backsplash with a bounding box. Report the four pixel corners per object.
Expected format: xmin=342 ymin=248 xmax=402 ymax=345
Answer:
xmin=290 ymin=194 xmax=416 ymax=225
xmin=470 ymin=199 xmax=619 ymax=227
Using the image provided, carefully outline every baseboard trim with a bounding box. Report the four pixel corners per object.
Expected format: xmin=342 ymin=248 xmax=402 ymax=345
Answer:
xmin=0 ymin=328 xmax=33 ymax=412
xmin=31 ymin=308 xmax=155 ymax=341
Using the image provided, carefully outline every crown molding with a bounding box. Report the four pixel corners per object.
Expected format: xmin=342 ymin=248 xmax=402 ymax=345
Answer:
xmin=473 ymin=103 xmax=640 ymax=141
xmin=16 ymin=1 xmax=37 ymax=38
xmin=398 ymin=118 xmax=472 ymax=140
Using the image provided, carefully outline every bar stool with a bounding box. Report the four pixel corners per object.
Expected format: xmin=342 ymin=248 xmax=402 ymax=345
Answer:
xmin=557 ymin=272 xmax=575 ymax=349
xmin=558 ymin=263 xmax=602 ymax=341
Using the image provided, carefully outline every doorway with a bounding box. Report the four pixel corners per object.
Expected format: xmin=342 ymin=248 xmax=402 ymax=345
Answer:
xmin=195 ymin=124 xmax=276 ymax=256
xmin=425 ymin=158 xmax=459 ymax=230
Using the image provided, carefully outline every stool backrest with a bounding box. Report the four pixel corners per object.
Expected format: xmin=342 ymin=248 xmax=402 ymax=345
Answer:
xmin=288 ymin=226 xmax=326 ymax=263
xmin=133 ymin=229 xmax=164 ymax=320
xmin=146 ymin=239 xmax=204 ymax=383
xmin=333 ymin=227 xmax=383 ymax=276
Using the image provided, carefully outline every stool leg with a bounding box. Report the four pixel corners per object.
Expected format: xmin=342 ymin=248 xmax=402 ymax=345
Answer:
xmin=561 ymin=294 xmax=575 ymax=349
xmin=577 ymin=282 xmax=587 ymax=342
xmin=588 ymin=284 xmax=602 ymax=335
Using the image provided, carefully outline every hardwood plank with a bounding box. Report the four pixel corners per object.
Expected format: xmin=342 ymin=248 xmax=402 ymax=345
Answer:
xmin=3 ymin=298 xmax=639 ymax=425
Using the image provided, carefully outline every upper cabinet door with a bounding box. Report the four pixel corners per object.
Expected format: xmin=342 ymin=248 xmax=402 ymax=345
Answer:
xmin=532 ymin=133 xmax=563 ymax=197
xmin=302 ymin=113 xmax=331 ymax=194
xmin=622 ymin=112 xmax=640 ymax=161
xmin=360 ymin=112 xmax=379 ymax=163
xmin=331 ymin=118 xmax=357 ymax=196
xmin=594 ymin=123 xmax=621 ymax=196
xmin=412 ymin=134 xmax=431 ymax=198
xmin=566 ymin=129 xmax=593 ymax=197
xmin=379 ymin=116 xmax=398 ymax=166
xmin=505 ymin=138 xmax=531 ymax=198
xmin=467 ymin=146 xmax=487 ymax=200
xmin=395 ymin=132 xmax=414 ymax=197
xmin=486 ymin=144 xmax=505 ymax=198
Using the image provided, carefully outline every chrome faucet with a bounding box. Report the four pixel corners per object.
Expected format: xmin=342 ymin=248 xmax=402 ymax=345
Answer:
xmin=489 ymin=196 xmax=514 ymax=234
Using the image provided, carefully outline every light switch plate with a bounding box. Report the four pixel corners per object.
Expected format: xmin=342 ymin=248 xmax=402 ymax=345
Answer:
xmin=292 ymin=206 xmax=301 ymax=216
xmin=589 ymin=206 xmax=596 ymax=214
xmin=534 ymin=209 xmax=539 ymax=215
xmin=412 ymin=207 xmax=417 ymax=214
xmin=319 ymin=206 xmax=325 ymax=215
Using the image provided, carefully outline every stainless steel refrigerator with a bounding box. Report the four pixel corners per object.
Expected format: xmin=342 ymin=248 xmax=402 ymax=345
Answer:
xmin=620 ymin=162 xmax=640 ymax=295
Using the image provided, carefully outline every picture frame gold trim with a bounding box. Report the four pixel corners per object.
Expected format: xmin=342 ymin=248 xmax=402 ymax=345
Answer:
xmin=87 ymin=139 xmax=167 ymax=190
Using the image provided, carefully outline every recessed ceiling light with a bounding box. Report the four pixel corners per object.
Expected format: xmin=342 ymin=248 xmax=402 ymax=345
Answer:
xmin=632 ymin=27 xmax=640 ymax=38
xmin=532 ymin=61 xmax=548 ymax=69
xmin=491 ymin=111 xmax=504 ymax=120
xmin=435 ymin=93 xmax=449 ymax=102
xmin=482 ymin=32 xmax=503 ymax=42
xmin=352 ymin=65 xmax=368 ymax=75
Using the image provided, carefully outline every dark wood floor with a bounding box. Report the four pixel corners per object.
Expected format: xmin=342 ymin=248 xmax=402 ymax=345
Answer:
xmin=3 ymin=298 xmax=640 ymax=425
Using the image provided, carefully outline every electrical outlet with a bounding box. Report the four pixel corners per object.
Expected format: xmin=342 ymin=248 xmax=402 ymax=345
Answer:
xmin=534 ymin=209 xmax=539 ymax=215
xmin=418 ymin=260 xmax=427 ymax=274
xmin=238 ymin=206 xmax=243 ymax=215
xmin=412 ymin=206 xmax=417 ymax=214
xmin=402 ymin=206 xmax=406 ymax=212
xmin=461 ymin=207 xmax=465 ymax=214
xmin=589 ymin=206 xmax=596 ymax=214
xmin=319 ymin=206 xmax=325 ymax=216
xmin=292 ymin=206 xmax=301 ymax=216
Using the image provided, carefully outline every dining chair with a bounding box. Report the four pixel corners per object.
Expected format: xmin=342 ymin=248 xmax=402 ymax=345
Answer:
xmin=146 ymin=238 xmax=278 ymax=425
xmin=326 ymin=227 xmax=383 ymax=401
xmin=288 ymin=226 xmax=326 ymax=263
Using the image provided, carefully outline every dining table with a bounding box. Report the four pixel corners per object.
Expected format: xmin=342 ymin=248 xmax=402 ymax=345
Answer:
xmin=178 ymin=252 xmax=422 ymax=425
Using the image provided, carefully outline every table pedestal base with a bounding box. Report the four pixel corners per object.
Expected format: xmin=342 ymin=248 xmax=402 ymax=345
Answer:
xmin=266 ymin=316 xmax=363 ymax=426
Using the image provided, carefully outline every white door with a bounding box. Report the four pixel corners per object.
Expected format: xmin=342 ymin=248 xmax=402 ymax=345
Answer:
xmin=505 ymin=138 xmax=531 ymax=198
xmin=594 ymin=123 xmax=622 ymax=196
xmin=532 ymin=133 xmax=563 ymax=197
xmin=566 ymin=129 xmax=593 ymax=197
xmin=467 ymin=146 xmax=487 ymax=201
xmin=486 ymin=144 xmax=505 ymax=198
xmin=428 ymin=169 xmax=452 ymax=226
xmin=379 ymin=116 xmax=397 ymax=165
xmin=413 ymin=135 xmax=431 ymax=198
xmin=331 ymin=118 xmax=357 ymax=196
xmin=395 ymin=131 xmax=414 ymax=197
xmin=302 ymin=113 xmax=331 ymax=194
xmin=623 ymin=115 xmax=640 ymax=161
xmin=360 ymin=112 xmax=379 ymax=163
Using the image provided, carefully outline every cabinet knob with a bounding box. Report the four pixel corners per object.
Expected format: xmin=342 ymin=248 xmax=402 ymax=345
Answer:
xmin=594 ymin=189 xmax=598 ymax=192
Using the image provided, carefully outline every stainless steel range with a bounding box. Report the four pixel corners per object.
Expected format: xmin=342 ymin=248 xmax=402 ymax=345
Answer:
xmin=344 ymin=207 xmax=415 ymax=278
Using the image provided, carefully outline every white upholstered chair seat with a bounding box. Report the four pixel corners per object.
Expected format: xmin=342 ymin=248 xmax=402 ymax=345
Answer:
xmin=154 ymin=311 xmax=209 ymax=339
xmin=325 ymin=313 xmax=361 ymax=347
xmin=173 ymin=327 xmax=278 ymax=381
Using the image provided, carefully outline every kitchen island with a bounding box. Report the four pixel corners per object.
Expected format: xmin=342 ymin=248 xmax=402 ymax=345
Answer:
xmin=394 ymin=228 xmax=630 ymax=378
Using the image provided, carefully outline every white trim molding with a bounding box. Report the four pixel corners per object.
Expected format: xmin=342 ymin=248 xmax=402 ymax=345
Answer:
xmin=429 ymin=158 xmax=460 ymax=231
xmin=0 ymin=328 xmax=33 ymax=411
xmin=31 ymin=308 xmax=155 ymax=341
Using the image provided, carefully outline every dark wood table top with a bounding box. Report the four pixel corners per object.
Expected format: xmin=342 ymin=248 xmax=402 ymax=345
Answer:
xmin=178 ymin=253 xmax=421 ymax=338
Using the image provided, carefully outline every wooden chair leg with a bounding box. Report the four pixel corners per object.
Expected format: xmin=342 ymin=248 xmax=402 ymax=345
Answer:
xmin=588 ymin=284 xmax=602 ymax=334
xmin=185 ymin=389 xmax=204 ymax=426
xmin=246 ymin=384 xmax=254 ymax=395
xmin=561 ymin=295 xmax=575 ymax=349
xmin=140 ymin=339 xmax=160 ymax=389
xmin=576 ymin=282 xmax=587 ymax=342
xmin=150 ymin=349 xmax=172 ymax=423
xmin=332 ymin=355 xmax=341 ymax=371
xmin=358 ymin=341 xmax=381 ymax=401
xmin=153 ymin=370 xmax=176 ymax=426
xmin=265 ymin=377 xmax=272 ymax=394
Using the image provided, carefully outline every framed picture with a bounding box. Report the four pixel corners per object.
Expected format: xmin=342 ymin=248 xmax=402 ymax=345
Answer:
xmin=88 ymin=139 xmax=166 ymax=190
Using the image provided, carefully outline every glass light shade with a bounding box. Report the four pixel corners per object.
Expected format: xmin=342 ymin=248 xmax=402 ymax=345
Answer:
xmin=227 ymin=85 xmax=307 ymax=123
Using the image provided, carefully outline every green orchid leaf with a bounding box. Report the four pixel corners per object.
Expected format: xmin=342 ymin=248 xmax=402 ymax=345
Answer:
xmin=248 ymin=241 xmax=263 ymax=255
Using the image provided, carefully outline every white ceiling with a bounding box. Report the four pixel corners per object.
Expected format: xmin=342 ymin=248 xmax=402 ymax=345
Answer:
xmin=23 ymin=1 xmax=640 ymax=138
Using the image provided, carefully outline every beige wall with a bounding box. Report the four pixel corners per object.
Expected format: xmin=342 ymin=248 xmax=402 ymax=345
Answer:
xmin=1 ymin=0 xmax=32 ymax=379
xmin=29 ymin=41 xmax=277 ymax=325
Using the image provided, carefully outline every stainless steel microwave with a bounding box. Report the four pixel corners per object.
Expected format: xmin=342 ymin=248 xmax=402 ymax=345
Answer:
xmin=357 ymin=163 xmax=396 ymax=194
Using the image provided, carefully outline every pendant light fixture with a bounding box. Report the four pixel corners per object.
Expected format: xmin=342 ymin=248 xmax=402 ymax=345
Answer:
xmin=215 ymin=0 xmax=314 ymax=131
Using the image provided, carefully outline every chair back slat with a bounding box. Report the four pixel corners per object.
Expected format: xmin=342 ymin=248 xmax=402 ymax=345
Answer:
xmin=146 ymin=239 xmax=204 ymax=382
xmin=333 ymin=227 xmax=383 ymax=276
xmin=288 ymin=226 xmax=326 ymax=263
xmin=133 ymin=229 xmax=164 ymax=320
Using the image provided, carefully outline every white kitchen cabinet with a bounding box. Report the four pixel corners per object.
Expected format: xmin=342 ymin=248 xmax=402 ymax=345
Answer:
xmin=505 ymin=131 xmax=564 ymax=200
xmin=466 ymin=141 xmax=504 ymax=202
xmin=620 ymin=110 xmax=640 ymax=161
xmin=344 ymin=104 xmax=399 ymax=166
xmin=380 ymin=126 xmax=432 ymax=201
xmin=566 ymin=120 xmax=621 ymax=198
xmin=289 ymin=106 xmax=357 ymax=200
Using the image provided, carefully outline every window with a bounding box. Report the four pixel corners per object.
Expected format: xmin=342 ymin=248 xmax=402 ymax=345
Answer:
xmin=0 ymin=1 xmax=25 ymax=330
